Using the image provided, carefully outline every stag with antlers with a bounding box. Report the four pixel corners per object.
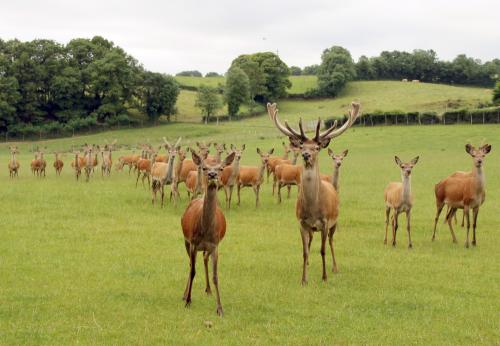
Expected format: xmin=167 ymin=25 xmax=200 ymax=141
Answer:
xmin=267 ymin=101 xmax=360 ymax=284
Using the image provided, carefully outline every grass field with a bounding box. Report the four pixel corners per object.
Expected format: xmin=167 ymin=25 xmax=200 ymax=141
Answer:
xmin=1 ymin=119 xmax=499 ymax=344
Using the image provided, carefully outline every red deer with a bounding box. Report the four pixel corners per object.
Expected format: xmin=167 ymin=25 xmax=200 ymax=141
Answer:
xmin=136 ymin=147 xmax=156 ymax=188
xmin=33 ymin=150 xmax=47 ymax=177
xmin=320 ymin=149 xmax=349 ymax=192
xmin=101 ymin=140 xmax=116 ymax=176
xmin=30 ymin=151 xmax=38 ymax=175
xmin=82 ymin=144 xmax=94 ymax=182
xmin=219 ymin=144 xmax=245 ymax=208
xmin=53 ymin=152 xmax=64 ymax=176
xmin=267 ymin=101 xmax=360 ymax=284
xmin=383 ymin=156 xmax=420 ymax=248
xmin=8 ymin=146 xmax=20 ymax=178
xmin=432 ymin=144 xmax=492 ymax=247
xmin=237 ymin=148 xmax=274 ymax=207
xmin=116 ymin=151 xmax=140 ymax=174
xmin=267 ymin=141 xmax=292 ymax=184
xmin=180 ymin=150 xmax=235 ymax=316
xmin=274 ymin=149 xmax=301 ymax=203
xmin=73 ymin=152 xmax=82 ymax=180
xmin=151 ymin=138 xmax=181 ymax=207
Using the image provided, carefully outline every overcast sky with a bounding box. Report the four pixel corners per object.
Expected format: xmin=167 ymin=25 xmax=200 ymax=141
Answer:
xmin=1 ymin=0 xmax=499 ymax=74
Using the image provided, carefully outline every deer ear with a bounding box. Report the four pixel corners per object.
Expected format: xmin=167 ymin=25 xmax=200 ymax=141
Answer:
xmin=411 ymin=156 xmax=419 ymax=165
xmin=268 ymin=148 xmax=274 ymax=155
xmin=191 ymin=151 xmax=202 ymax=166
xmin=481 ymin=144 xmax=491 ymax=154
xmin=289 ymin=138 xmax=302 ymax=149
xmin=256 ymin=148 xmax=261 ymax=155
xmin=241 ymin=144 xmax=246 ymax=151
xmin=327 ymin=148 xmax=334 ymax=156
xmin=222 ymin=152 xmax=235 ymax=168
xmin=465 ymin=144 xmax=474 ymax=155
xmin=395 ymin=156 xmax=402 ymax=166
xmin=230 ymin=144 xmax=235 ymax=150
xmin=318 ymin=138 xmax=331 ymax=149
xmin=342 ymin=149 xmax=349 ymax=157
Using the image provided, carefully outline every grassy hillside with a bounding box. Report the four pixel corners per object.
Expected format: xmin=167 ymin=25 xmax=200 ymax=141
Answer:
xmin=175 ymin=76 xmax=224 ymax=89
xmin=1 ymin=122 xmax=499 ymax=345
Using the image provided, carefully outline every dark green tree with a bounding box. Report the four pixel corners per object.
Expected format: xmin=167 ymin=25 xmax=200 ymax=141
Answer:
xmin=355 ymin=55 xmax=375 ymax=80
xmin=317 ymin=46 xmax=356 ymax=96
xmin=205 ymin=72 xmax=221 ymax=77
xmin=195 ymin=85 xmax=222 ymax=124
xmin=493 ymin=81 xmax=500 ymax=104
xmin=289 ymin=66 xmax=302 ymax=76
xmin=302 ymin=64 xmax=319 ymax=75
xmin=140 ymin=72 xmax=179 ymax=123
xmin=224 ymin=67 xmax=250 ymax=118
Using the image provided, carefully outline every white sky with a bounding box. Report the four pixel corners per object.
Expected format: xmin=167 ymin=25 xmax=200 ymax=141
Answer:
xmin=1 ymin=0 xmax=499 ymax=74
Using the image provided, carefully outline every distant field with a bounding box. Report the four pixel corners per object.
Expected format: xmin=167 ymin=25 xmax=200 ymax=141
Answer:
xmin=175 ymin=76 xmax=225 ymax=89
xmin=288 ymin=75 xmax=317 ymax=94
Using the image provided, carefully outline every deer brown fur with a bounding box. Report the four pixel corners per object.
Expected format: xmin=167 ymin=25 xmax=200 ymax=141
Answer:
xmin=219 ymin=144 xmax=245 ymax=209
xmin=151 ymin=138 xmax=181 ymax=207
xmin=53 ymin=152 xmax=64 ymax=176
xmin=8 ymin=146 xmax=20 ymax=178
xmin=236 ymin=148 xmax=273 ymax=207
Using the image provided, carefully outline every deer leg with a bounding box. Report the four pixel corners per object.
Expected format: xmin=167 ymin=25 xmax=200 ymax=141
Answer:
xmin=223 ymin=185 xmax=229 ymax=209
xmin=237 ymin=184 xmax=241 ymax=206
xmin=254 ymin=185 xmax=260 ymax=207
xmin=406 ymin=209 xmax=413 ymax=249
xmin=287 ymin=185 xmax=292 ymax=198
xmin=392 ymin=210 xmax=399 ymax=247
xmin=185 ymin=245 xmax=197 ymax=307
xmin=182 ymin=241 xmax=190 ymax=300
xmin=432 ymin=202 xmax=445 ymax=241
xmin=266 ymin=167 xmax=270 ymax=183
xmin=160 ymin=186 xmax=165 ymax=208
xmin=328 ymin=224 xmax=338 ymax=273
xmin=135 ymin=170 xmax=141 ymax=187
xmin=446 ymin=208 xmax=458 ymax=243
xmin=461 ymin=211 xmax=465 ymax=228
xmin=211 ymin=248 xmax=224 ymax=316
xmin=472 ymin=207 xmax=479 ymax=246
xmin=464 ymin=206 xmax=470 ymax=248
xmin=272 ymin=174 xmax=276 ymax=196
xmin=277 ymin=182 xmax=282 ymax=203
xmin=300 ymin=227 xmax=310 ymax=286
xmin=384 ymin=207 xmax=390 ymax=245
xmin=228 ymin=185 xmax=233 ymax=210
xmin=321 ymin=226 xmax=328 ymax=282
xmin=203 ymin=251 xmax=212 ymax=295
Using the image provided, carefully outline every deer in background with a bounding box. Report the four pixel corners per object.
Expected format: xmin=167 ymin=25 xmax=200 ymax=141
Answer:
xmin=151 ymin=137 xmax=181 ymax=207
xmin=8 ymin=146 xmax=20 ymax=178
xmin=196 ymin=141 xmax=212 ymax=160
xmin=384 ymin=156 xmax=420 ymax=248
xmin=219 ymin=144 xmax=245 ymax=209
xmin=155 ymin=145 xmax=169 ymax=163
xmin=267 ymin=141 xmax=292 ymax=184
xmin=83 ymin=144 xmax=94 ymax=182
xmin=321 ymin=149 xmax=349 ymax=192
xmin=237 ymin=148 xmax=274 ymax=207
xmin=181 ymin=150 xmax=235 ymax=316
xmin=53 ymin=152 xmax=64 ymax=176
xmin=274 ymin=148 xmax=301 ymax=203
xmin=32 ymin=149 xmax=47 ymax=177
xmin=170 ymin=147 xmax=194 ymax=201
xmin=30 ymin=151 xmax=38 ymax=175
xmin=73 ymin=151 xmax=82 ymax=180
xmin=136 ymin=146 xmax=155 ymax=188
xmin=432 ymin=144 xmax=491 ymax=247
xmin=268 ymin=101 xmax=360 ymax=284
xmin=101 ymin=139 xmax=116 ymax=176
xmin=116 ymin=149 xmax=140 ymax=174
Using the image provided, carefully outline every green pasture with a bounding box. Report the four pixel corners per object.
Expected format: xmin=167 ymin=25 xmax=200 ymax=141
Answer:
xmin=1 ymin=120 xmax=499 ymax=344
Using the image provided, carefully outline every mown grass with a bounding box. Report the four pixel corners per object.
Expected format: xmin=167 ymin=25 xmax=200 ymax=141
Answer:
xmin=1 ymin=121 xmax=499 ymax=345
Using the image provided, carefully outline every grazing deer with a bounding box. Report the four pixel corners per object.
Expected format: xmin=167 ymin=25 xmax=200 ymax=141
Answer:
xmin=274 ymin=150 xmax=301 ymax=203
xmin=432 ymin=144 xmax=492 ymax=247
xmin=8 ymin=146 xmax=20 ymax=178
xmin=383 ymin=156 xmax=420 ymax=248
xmin=181 ymin=150 xmax=235 ymax=316
xmin=237 ymin=148 xmax=274 ymax=207
xmin=267 ymin=141 xmax=292 ymax=184
xmin=101 ymin=140 xmax=116 ymax=176
xmin=53 ymin=152 xmax=64 ymax=176
xmin=268 ymin=101 xmax=360 ymax=284
xmin=73 ymin=152 xmax=82 ymax=180
xmin=320 ymin=149 xmax=349 ymax=192
xmin=151 ymin=138 xmax=181 ymax=207
xmin=219 ymin=144 xmax=245 ymax=209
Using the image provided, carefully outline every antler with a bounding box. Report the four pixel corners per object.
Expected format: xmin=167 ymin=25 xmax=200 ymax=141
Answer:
xmin=319 ymin=102 xmax=360 ymax=141
xmin=174 ymin=137 xmax=182 ymax=148
xmin=163 ymin=137 xmax=172 ymax=149
xmin=267 ymin=103 xmax=307 ymax=141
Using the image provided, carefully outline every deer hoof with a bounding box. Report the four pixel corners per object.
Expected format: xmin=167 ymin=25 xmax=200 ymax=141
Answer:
xmin=216 ymin=307 xmax=224 ymax=317
xmin=408 ymin=243 xmax=413 ymax=249
xmin=472 ymin=240 xmax=476 ymax=246
xmin=205 ymin=288 xmax=212 ymax=295
xmin=383 ymin=239 xmax=387 ymax=245
xmin=184 ymin=299 xmax=192 ymax=308
xmin=465 ymin=242 xmax=469 ymax=249
xmin=301 ymin=279 xmax=308 ymax=286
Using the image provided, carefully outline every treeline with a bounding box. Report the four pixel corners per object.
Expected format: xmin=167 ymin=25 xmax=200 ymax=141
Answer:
xmin=0 ymin=36 xmax=179 ymax=138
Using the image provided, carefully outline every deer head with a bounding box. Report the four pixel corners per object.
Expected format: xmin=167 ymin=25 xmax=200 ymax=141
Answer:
xmin=163 ymin=137 xmax=182 ymax=183
xmin=229 ymin=144 xmax=245 ymax=162
xmin=256 ymin=148 xmax=274 ymax=165
xmin=395 ymin=156 xmax=419 ymax=177
xmin=267 ymin=102 xmax=360 ymax=169
xmin=196 ymin=141 xmax=211 ymax=159
xmin=465 ymin=144 xmax=491 ymax=168
xmin=327 ymin=149 xmax=348 ymax=168
xmin=191 ymin=150 xmax=235 ymax=188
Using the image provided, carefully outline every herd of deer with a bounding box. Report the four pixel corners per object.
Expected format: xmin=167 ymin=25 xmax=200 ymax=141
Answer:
xmin=5 ymin=101 xmax=492 ymax=316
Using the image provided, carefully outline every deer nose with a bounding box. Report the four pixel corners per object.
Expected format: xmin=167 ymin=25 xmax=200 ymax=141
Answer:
xmin=208 ymin=171 xmax=217 ymax=179
xmin=302 ymin=152 xmax=311 ymax=160
xmin=477 ymin=159 xmax=483 ymax=164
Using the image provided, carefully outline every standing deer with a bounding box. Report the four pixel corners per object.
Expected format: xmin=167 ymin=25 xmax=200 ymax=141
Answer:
xmin=34 ymin=150 xmax=47 ymax=177
xmin=237 ymin=148 xmax=274 ymax=207
xmin=219 ymin=144 xmax=245 ymax=209
xmin=274 ymin=149 xmax=301 ymax=203
xmin=83 ymin=144 xmax=94 ymax=182
xmin=101 ymin=140 xmax=116 ymax=176
xmin=267 ymin=141 xmax=292 ymax=184
xmin=151 ymin=138 xmax=181 ymax=207
xmin=8 ymin=146 xmax=20 ymax=178
xmin=432 ymin=144 xmax=492 ymax=247
xmin=53 ymin=152 xmax=64 ymax=176
xmin=320 ymin=149 xmax=349 ymax=192
xmin=181 ymin=150 xmax=235 ymax=316
xmin=73 ymin=152 xmax=82 ymax=180
xmin=383 ymin=156 xmax=420 ymax=248
xmin=31 ymin=150 xmax=38 ymax=175
xmin=136 ymin=147 xmax=155 ymax=188
xmin=267 ymin=101 xmax=360 ymax=284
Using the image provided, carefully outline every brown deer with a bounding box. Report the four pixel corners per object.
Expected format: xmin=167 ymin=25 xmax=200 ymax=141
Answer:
xmin=151 ymin=138 xmax=181 ymax=207
xmin=136 ymin=146 xmax=155 ymax=188
xmin=116 ymin=150 xmax=140 ymax=174
xmin=8 ymin=146 xmax=20 ymax=178
xmin=267 ymin=141 xmax=292 ymax=184
xmin=274 ymin=149 xmax=301 ymax=203
xmin=196 ymin=141 xmax=212 ymax=160
xmin=185 ymin=169 xmax=199 ymax=200
xmin=53 ymin=152 xmax=64 ymax=176
xmin=180 ymin=150 xmax=235 ymax=316
xmin=31 ymin=150 xmax=38 ymax=175
xmin=83 ymin=144 xmax=94 ymax=182
xmin=237 ymin=148 xmax=274 ymax=207
xmin=205 ymin=142 xmax=226 ymax=164
xmin=101 ymin=140 xmax=116 ymax=176
xmin=155 ymin=145 xmax=169 ymax=163
xmin=170 ymin=148 xmax=192 ymax=201
xmin=432 ymin=144 xmax=492 ymax=247
xmin=33 ymin=149 xmax=47 ymax=177
xmin=320 ymin=149 xmax=349 ymax=192
xmin=383 ymin=156 xmax=420 ymax=248
xmin=219 ymin=144 xmax=245 ymax=209
xmin=73 ymin=152 xmax=82 ymax=180
xmin=267 ymin=101 xmax=360 ymax=284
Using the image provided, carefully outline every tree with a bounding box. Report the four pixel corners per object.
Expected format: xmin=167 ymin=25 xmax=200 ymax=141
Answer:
xmin=176 ymin=70 xmax=202 ymax=77
xmin=302 ymin=64 xmax=319 ymax=75
xmin=230 ymin=52 xmax=291 ymax=102
xmin=494 ymin=81 xmax=500 ymax=105
xmin=317 ymin=46 xmax=356 ymax=96
xmin=195 ymin=85 xmax=222 ymax=124
xmin=224 ymin=67 xmax=250 ymax=118
xmin=141 ymin=72 xmax=180 ymax=123
xmin=289 ymin=66 xmax=302 ymax=76
xmin=355 ymin=56 xmax=375 ymax=80
xmin=205 ymin=72 xmax=221 ymax=77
